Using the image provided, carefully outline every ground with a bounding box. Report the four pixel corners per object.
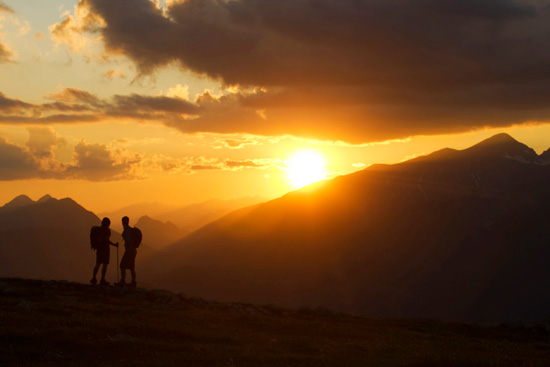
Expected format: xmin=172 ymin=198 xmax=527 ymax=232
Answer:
xmin=1 ymin=278 xmax=549 ymax=366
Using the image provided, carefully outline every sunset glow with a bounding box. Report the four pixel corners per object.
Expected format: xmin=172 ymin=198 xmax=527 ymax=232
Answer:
xmin=0 ymin=0 xmax=548 ymax=213
xmin=287 ymin=150 xmax=327 ymax=189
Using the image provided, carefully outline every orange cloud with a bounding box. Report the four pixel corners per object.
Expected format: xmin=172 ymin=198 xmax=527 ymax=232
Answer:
xmin=0 ymin=2 xmax=13 ymax=14
xmin=0 ymin=42 xmax=14 ymax=63
xmin=65 ymin=140 xmax=144 ymax=181
xmin=160 ymin=156 xmax=280 ymax=174
xmin=0 ymin=130 xmax=143 ymax=181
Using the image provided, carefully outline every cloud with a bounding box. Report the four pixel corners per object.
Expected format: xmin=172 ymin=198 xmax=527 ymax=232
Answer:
xmin=0 ymin=2 xmax=13 ymax=14
xmin=2 ymin=85 xmax=543 ymax=144
xmin=0 ymin=88 xmax=199 ymax=125
xmin=103 ymin=69 xmax=126 ymax=80
xmin=0 ymin=130 xmax=143 ymax=181
xmin=0 ymin=42 xmax=14 ymax=63
xmin=160 ymin=155 xmax=280 ymax=174
xmin=0 ymin=93 xmax=31 ymax=111
xmin=26 ymin=127 xmax=64 ymax=158
xmin=0 ymin=137 xmax=41 ymax=180
xmin=166 ymin=84 xmax=189 ymax=100
xmin=65 ymin=140 xmax=143 ymax=181
xmin=47 ymin=88 xmax=100 ymax=104
xmin=48 ymin=0 xmax=550 ymax=143
xmin=215 ymin=137 xmax=259 ymax=149
xmin=110 ymin=93 xmax=198 ymax=115
xmin=16 ymin=19 xmax=31 ymax=36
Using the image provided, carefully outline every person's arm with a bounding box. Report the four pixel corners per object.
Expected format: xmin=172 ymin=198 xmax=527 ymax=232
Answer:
xmin=107 ymin=228 xmax=118 ymax=247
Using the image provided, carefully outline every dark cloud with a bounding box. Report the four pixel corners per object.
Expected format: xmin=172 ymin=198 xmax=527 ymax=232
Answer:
xmin=0 ymin=114 xmax=101 ymax=124
xmin=47 ymin=88 xmax=101 ymax=105
xmin=0 ymin=88 xmax=197 ymax=126
xmin=66 ymin=0 xmax=550 ymax=142
xmin=0 ymin=93 xmax=31 ymax=111
xmin=110 ymin=94 xmax=198 ymax=115
xmin=40 ymin=102 xmax=96 ymax=113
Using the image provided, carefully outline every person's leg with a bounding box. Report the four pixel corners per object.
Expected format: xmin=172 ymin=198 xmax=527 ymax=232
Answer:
xmin=92 ymin=263 xmax=100 ymax=278
xmin=130 ymin=269 xmax=136 ymax=283
xmin=101 ymin=264 xmax=108 ymax=281
xmin=91 ymin=263 xmax=100 ymax=284
xmin=120 ymin=268 xmax=126 ymax=283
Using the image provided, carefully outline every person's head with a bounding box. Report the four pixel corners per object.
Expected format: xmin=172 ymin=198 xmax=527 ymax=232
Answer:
xmin=101 ymin=217 xmax=111 ymax=228
xmin=122 ymin=216 xmax=129 ymax=227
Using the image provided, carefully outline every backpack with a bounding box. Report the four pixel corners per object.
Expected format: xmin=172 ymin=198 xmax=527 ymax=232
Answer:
xmin=90 ymin=226 xmax=101 ymax=250
xmin=132 ymin=227 xmax=142 ymax=249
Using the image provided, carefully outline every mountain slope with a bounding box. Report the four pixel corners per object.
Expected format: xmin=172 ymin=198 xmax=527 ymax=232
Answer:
xmin=155 ymin=197 xmax=266 ymax=233
xmin=0 ymin=196 xmax=158 ymax=283
xmin=99 ymin=202 xmax=178 ymax=233
xmin=145 ymin=134 xmax=550 ymax=323
xmin=134 ymin=215 xmax=186 ymax=249
xmin=0 ymin=196 xmax=101 ymax=281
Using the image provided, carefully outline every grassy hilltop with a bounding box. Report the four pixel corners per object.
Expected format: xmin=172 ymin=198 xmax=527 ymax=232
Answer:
xmin=1 ymin=278 xmax=550 ymax=367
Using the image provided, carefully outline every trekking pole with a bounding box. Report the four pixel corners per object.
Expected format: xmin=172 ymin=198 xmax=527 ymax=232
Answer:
xmin=117 ymin=244 xmax=119 ymax=283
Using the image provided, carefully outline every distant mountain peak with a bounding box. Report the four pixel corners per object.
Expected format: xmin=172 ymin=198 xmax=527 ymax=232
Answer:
xmin=37 ymin=194 xmax=54 ymax=203
xmin=466 ymin=133 xmax=539 ymax=163
xmin=2 ymin=195 xmax=35 ymax=210
xmin=476 ymin=133 xmax=518 ymax=146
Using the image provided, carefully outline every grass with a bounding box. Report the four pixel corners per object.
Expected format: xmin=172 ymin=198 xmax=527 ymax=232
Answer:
xmin=1 ymin=278 xmax=549 ymax=366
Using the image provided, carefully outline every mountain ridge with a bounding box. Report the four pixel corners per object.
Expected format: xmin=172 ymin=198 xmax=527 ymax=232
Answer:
xmin=144 ymin=133 xmax=550 ymax=323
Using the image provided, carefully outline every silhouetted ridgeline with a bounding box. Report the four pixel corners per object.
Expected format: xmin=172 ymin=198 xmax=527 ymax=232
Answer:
xmin=144 ymin=134 xmax=550 ymax=323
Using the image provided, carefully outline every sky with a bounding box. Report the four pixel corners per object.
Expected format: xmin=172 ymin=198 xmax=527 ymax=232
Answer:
xmin=1 ymin=0 xmax=550 ymax=213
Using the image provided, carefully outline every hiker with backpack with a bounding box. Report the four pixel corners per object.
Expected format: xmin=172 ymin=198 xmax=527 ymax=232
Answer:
xmin=117 ymin=216 xmax=141 ymax=287
xmin=90 ymin=217 xmax=119 ymax=286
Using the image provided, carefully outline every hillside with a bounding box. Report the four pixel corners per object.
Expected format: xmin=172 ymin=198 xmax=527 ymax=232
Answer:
xmin=99 ymin=202 xmax=178 ymax=233
xmin=2 ymin=278 xmax=550 ymax=367
xmin=134 ymin=215 xmax=186 ymax=249
xmin=0 ymin=196 xmax=100 ymax=282
xmin=144 ymin=134 xmax=550 ymax=323
xmin=0 ymin=196 xmax=157 ymax=283
xmin=155 ymin=197 xmax=266 ymax=233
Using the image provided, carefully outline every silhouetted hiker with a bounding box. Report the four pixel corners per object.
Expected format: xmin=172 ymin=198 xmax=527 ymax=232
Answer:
xmin=90 ymin=217 xmax=119 ymax=286
xmin=117 ymin=216 xmax=142 ymax=287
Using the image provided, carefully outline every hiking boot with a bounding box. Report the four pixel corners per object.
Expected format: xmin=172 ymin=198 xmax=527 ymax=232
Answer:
xmin=99 ymin=279 xmax=110 ymax=286
xmin=129 ymin=281 xmax=137 ymax=288
xmin=90 ymin=278 xmax=97 ymax=286
xmin=115 ymin=281 xmax=126 ymax=287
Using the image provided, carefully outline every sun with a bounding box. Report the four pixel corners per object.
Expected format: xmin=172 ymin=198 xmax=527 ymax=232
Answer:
xmin=287 ymin=150 xmax=327 ymax=189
